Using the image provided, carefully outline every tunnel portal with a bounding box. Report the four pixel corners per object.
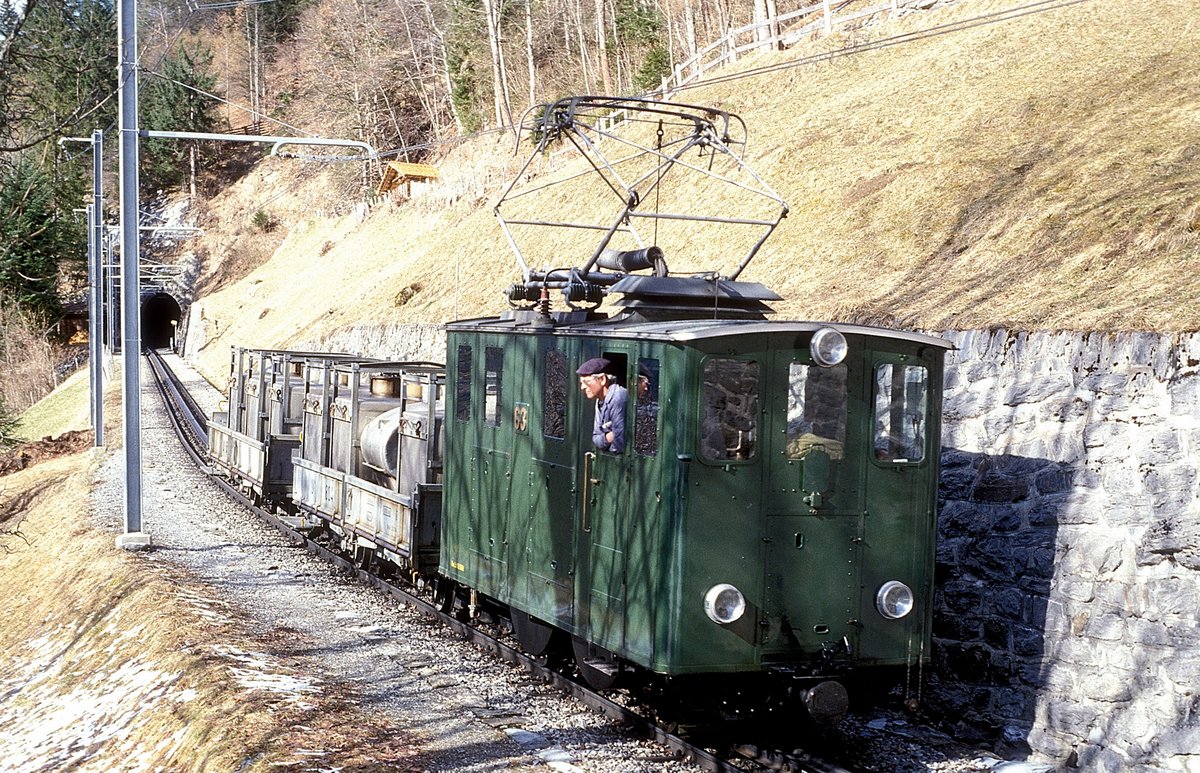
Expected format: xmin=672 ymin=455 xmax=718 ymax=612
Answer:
xmin=140 ymin=292 xmax=183 ymax=349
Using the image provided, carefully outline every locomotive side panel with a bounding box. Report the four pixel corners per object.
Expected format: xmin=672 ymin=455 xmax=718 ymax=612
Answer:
xmin=442 ymin=333 xmax=521 ymax=603
xmin=518 ymin=341 xmax=578 ymax=631
xmin=493 ymin=333 xmax=543 ymax=612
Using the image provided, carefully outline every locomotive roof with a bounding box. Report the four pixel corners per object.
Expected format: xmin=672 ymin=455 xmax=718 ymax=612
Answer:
xmin=445 ymin=314 xmax=953 ymax=350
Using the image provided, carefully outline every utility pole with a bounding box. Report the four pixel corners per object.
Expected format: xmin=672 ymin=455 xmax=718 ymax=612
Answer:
xmin=107 ymin=0 xmax=369 ymax=551
xmin=60 ymin=130 xmax=106 ymax=449
xmin=85 ymin=202 xmax=104 ymax=448
xmin=86 ymin=202 xmax=96 ymax=427
xmin=90 ymin=129 xmax=105 ymax=448
xmin=117 ymin=0 xmax=150 ymax=551
xmin=104 ymin=225 xmax=120 ymax=356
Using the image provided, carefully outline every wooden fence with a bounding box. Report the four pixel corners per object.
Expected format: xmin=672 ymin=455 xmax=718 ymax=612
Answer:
xmin=595 ymin=0 xmax=942 ymax=134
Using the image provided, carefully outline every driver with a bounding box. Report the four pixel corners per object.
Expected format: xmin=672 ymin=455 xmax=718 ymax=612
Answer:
xmin=577 ymin=357 xmax=627 ymax=453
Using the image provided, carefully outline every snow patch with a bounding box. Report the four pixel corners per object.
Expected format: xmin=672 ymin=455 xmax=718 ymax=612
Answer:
xmin=211 ymin=645 xmax=321 ymax=700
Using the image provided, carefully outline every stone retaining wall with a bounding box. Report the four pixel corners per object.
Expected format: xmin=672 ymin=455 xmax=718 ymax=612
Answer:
xmin=300 ymin=322 xmax=447 ymax=364
xmin=932 ymin=330 xmax=1200 ymax=772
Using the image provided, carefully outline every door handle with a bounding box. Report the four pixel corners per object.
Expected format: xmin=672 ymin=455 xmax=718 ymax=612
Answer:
xmin=581 ymin=452 xmax=595 ymax=532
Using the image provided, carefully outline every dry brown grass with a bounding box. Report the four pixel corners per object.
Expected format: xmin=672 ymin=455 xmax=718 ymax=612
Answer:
xmin=710 ymin=0 xmax=1200 ymax=329
xmin=186 ymin=0 xmax=1200 ymax=383
xmin=0 ymin=452 xmax=422 ymax=771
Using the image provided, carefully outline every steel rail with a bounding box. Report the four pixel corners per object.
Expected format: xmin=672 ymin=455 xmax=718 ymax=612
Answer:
xmin=144 ymin=348 xmax=208 ymax=460
xmin=144 ymin=351 xmax=853 ymax=773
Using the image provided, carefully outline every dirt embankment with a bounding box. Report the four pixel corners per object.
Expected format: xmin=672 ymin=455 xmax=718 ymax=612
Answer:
xmin=0 ymin=431 xmax=91 ymax=477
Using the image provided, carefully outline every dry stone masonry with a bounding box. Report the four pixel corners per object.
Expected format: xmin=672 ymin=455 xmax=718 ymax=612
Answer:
xmin=311 ymin=322 xmax=446 ymax=364
xmin=933 ymin=330 xmax=1200 ymax=772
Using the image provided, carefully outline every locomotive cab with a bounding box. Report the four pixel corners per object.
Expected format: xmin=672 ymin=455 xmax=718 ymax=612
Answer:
xmin=662 ymin=325 xmax=948 ymax=715
xmin=434 ymin=95 xmax=950 ymax=723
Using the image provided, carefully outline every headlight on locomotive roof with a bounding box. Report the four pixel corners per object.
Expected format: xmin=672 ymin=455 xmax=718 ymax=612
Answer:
xmin=704 ymin=584 xmax=747 ymax=625
xmin=875 ymin=581 xmax=915 ymax=620
xmin=810 ymin=327 xmax=848 ymax=367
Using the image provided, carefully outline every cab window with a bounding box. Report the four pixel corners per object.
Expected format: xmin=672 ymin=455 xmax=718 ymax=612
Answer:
xmin=484 ymin=346 xmax=503 ymax=426
xmin=455 ymin=345 xmax=471 ymax=421
xmin=787 ymin=362 xmax=847 ymax=460
xmin=873 ymin=363 xmax=928 ymax=463
xmin=700 ymin=358 xmax=758 ymax=462
xmin=543 ymin=349 xmax=567 ymax=439
xmin=634 ymin=358 xmax=659 ymax=456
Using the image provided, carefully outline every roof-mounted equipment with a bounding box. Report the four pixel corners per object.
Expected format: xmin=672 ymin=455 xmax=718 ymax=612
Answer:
xmin=495 ymin=95 xmax=788 ymax=317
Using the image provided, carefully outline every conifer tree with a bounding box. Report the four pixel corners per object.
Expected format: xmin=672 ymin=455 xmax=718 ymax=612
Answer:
xmin=0 ymin=0 xmax=115 ymax=327
xmin=0 ymin=0 xmax=116 ymax=151
xmin=0 ymin=155 xmax=78 ymax=322
xmin=141 ymin=46 xmax=219 ymax=195
xmin=0 ymin=0 xmax=28 ymax=69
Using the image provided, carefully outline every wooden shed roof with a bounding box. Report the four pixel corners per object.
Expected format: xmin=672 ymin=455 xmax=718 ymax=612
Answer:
xmin=377 ymin=161 xmax=439 ymax=194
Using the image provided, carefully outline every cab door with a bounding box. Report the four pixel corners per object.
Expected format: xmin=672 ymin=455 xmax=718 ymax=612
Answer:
xmin=622 ymin=353 xmax=664 ymax=663
xmin=761 ymin=347 xmax=866 ymax=657
xmin=857 ymin=355 xmax=939 ymax=662
xmin=523 ymin=344 xmax=577 ymax=628
xmin=574 ymin=345 xmax=633 ymax=653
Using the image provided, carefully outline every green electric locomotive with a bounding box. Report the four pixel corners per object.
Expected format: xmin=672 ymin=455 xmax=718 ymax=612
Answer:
xmin=436 ymin=97 xmax=950 ymax=721
xmin=203 ymin=97 xmax=949 ymax=723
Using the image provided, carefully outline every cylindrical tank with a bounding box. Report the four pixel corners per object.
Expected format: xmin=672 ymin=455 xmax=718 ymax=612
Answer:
xmin=371 ymin=375 xmax=402 ymax=398
xmin=359 ymin=406 xmax=403 ymax=477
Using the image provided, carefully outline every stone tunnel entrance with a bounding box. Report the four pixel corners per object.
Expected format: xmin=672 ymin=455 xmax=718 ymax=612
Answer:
xmin=140 ymin=292 xmax=182 ymax=349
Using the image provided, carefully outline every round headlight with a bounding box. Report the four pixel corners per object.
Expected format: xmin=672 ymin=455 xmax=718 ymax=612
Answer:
xmin=876 ymin=581 xmax=915 ymax=620
xmin=810 ymin=327 xmax=848 ymax=367
xmin=703 ymin=584 xmax=747 ymax=625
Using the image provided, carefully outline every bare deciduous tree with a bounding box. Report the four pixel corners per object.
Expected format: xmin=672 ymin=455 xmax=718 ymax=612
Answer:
xmin=483 ymin=0 xmax=512 ymax=127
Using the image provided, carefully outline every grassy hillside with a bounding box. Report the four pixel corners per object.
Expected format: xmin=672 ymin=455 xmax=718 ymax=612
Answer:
xmin=185 ymin=0 xmax=1200 ymax=382
xmin=13 ymin=367 xmax=88 ymax=441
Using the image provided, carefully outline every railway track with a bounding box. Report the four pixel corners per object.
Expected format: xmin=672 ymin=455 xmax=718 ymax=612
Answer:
xmin=143 ymin=347 xmax=855 ymax=773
